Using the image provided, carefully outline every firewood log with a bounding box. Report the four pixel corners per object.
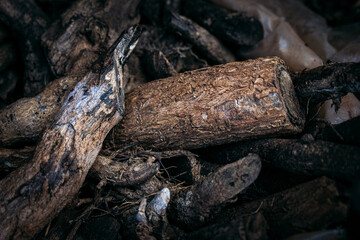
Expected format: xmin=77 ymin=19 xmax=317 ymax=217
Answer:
xmin=113 ymin=57 xmax=304 ymax=149
xmin=0 ymin=25 xmax=141 ymax=240
xmin=0 ymin=57 xmax=304 ymax=149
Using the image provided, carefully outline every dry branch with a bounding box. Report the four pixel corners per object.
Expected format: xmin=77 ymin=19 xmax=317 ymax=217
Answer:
xmin=169 ymin=154 xmax=262 ymax=230
xmin=293 ymin=62 xmax=360 ymax=106
xmin=0 ymin=76 xmax=78 ymax=146
xmin=214 ymin=177 xmax=348 ymax=239
xmin=199 ymin=137 xmax=360 ymax=181
xmin=113 ymin=57 xmax=304 ymax=150
xmin=183 ymin=0 xmax=264 ymax=47
xmin=166 ymin=11 xmax=236 ymax=64
xmin=0 ymin=25 xmax=141 ymax=239
xmin=42 ymin=0 xmax=141 ymax=77
xmin=186 ymin=213 xmax=268 ymax=240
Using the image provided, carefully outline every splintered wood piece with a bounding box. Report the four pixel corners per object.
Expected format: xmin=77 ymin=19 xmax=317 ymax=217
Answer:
xmin=0 ymin=26 xmax=141 ymax=240
xmin=113 ymin=57 xmax=304 ymax=150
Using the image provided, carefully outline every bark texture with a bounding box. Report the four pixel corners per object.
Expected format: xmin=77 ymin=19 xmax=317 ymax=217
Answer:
xmin=42 ymin=0 xmax=141 ymax=77
xmin=169 ymin=154 xmax=262 ymax=230
xmin=0 ymin=76 xmax=78 ymax=146
xmin=0 ymin=25 xmax=141 ymax=240
xmin=293 ymin=62 xmax=360 ymax=106
xmin=113 ymin=57 xmax=304 ymax=150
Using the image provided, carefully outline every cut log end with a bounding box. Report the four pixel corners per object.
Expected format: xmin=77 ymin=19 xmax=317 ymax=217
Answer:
xmin=277 ymin=61 xmax=305 ymax=128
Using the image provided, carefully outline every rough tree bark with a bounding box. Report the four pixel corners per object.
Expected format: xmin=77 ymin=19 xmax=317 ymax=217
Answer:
xmin=293 ymin=62 xmax=360 ymax=106
xmin=0 ymin=25 xmax=141 ymax=240
xmin=0 ymin=76 xmax=78 ymax=146
xmin=113 ymin=57 xmax=304 ymax=149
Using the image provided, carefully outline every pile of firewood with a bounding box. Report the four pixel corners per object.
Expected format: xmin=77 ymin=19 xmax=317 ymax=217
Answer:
xmin=0 ymin=0 xmax=359 ymax=239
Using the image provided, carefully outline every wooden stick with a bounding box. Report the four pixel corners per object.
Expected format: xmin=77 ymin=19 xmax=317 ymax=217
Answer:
xmin=0 ymin=25 xmax=141 ymax=240
xmin=0 ymin=76 xmax=78 ymax=146
xmin=214 ymin=177 xmax=348 ymax=239
xmin=166 ymin=11 xmax=235 ymax=64
xmin=169 ymin=154 xmax=262 ymax=230
xmin=183 ymin=0 xmax=263 ymax=47
xmin=198 ymin=137 xmax=360 ymax=182
xmin=113 ymin=57 xmax=304 ymax=149
xmin=293 ymin=62 xmax=360 ymax=106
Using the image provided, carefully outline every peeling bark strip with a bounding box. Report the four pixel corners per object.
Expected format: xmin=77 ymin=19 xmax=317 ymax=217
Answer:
xmin=114 ymin=57 xmax=304 ymax=150
xmin=0 ymin=25 xmax=141 ymax=240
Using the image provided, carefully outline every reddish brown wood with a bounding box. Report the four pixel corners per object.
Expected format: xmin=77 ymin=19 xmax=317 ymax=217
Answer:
xmin=113 ymin=57 xmax=304 ymax=149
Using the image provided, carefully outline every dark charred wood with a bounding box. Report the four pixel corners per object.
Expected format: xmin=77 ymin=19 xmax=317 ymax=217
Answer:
xmin=143 ymin=49 xmax=177 ymax=80
xmin=166 ymin=11 xmax=236 ymax=64
xmin=42 ymin=0 xmax=141 ymax=77
xmin=140 ymin=0 xmax=165 ymax=25
xmin=136 ymin=26 xmax=208 ymax=73
xmin=293 ymin=62 xmax=360 ymax=106
xmin=186 ymin=213 xmax=268 ymax=240
xmin=0 ymin=147 xmax=34 ymax=177
xmin=348 ymin=180 xmax=360 ymax=240
xmin=168 ymin=154 xmax=261 ymax=231
xmin=199 ymin=137 xmax=360 ymax=182
xmin=0 ymin=42 xmax=16 ymax=71
xmin=0 ymin=23 xmax=8 ymax=43
xmin=0 ymin=68 xmax=19 ymax=106
xmin=73 ymin=215 xmax=121 ymax=240
xmin=112 ymin=57 xmax=304 ymax=150
xmin=123 ymin=52 xmax=148 ymax=94
xmin=214 ymin=177 xmax=348 ymax=239
xmin=0 ymin=26 xmax=140 ymax=240
xmin=284 ymin=229 xmax=347 ymax=240
xmin=314 ymin=116 xmax=360 ymax=146
xmin=183 ymin=0 xmax=264 ymax=47
xmin=0 ymin=0 xmax=52 ymax=96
